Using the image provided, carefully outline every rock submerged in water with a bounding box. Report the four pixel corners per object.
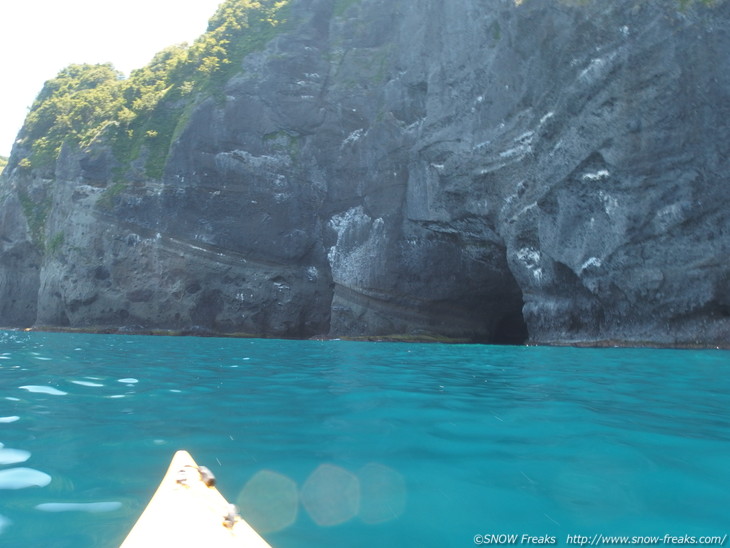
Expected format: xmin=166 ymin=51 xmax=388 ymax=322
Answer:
xmin=1 ymin=0 xmax=729 ymax=347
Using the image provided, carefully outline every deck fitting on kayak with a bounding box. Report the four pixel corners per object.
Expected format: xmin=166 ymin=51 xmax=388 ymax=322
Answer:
xmin=198 ymin=466 xmax=216 ymax=487
xmin=176 ymin=464 xmax=217 ymax=487
xmin=223 ymin=504 xmax=241 ymax=529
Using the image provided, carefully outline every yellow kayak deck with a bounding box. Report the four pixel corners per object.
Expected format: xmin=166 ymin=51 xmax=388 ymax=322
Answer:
xmin=120 ymin=450 xmax=272 ymax=548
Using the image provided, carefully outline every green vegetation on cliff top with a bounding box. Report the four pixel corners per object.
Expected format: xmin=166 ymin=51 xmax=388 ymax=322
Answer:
xmin=16 ymin=0 xmax=291 ymax=179
xmin=0 ymin=156 xmax=7 ymax=175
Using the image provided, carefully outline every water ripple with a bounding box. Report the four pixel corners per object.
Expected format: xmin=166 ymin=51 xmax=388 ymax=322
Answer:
xmin=0 ymin=514 xmax=9 ymax=535
xmin=35 ymin=502 xmax=122 ymax=513
xmin=0 ymin=448 xmax=31 ymax=465
xmin=71 ymin=380 xmax=105 ymax=388
xmin=0 ymin=468 xmax=52 ymax=489
xmin=19 ymin=385 xmax=67 ymax=396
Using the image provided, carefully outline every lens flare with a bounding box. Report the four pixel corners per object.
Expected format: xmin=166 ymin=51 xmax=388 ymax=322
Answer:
xmin=236 ymin=470 xmax=298 ymax=533
xmin=357 ymin=463 xmax=407 ymax=524
xmin=300 ymin=464 xmax=359 ymax=527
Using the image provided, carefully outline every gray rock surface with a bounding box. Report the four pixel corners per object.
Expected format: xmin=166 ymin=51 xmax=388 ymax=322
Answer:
xmin=1 ymin=0 xmax=729 ymax=345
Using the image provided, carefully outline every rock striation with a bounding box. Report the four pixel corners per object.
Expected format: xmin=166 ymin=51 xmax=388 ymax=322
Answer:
xmin=1 ymin=0 xmax=729 ymax=346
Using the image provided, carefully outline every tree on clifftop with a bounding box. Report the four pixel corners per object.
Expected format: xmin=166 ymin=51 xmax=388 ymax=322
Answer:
xmin=15 ymin=0 xmax=291 ymax=175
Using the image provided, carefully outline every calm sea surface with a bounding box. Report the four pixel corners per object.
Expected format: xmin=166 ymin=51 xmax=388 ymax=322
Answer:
xmin=0 ymin=330 xmax=728 ymax=547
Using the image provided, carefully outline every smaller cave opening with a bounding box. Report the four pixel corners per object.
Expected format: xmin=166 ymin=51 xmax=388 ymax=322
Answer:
xmin=493 ymin=310 xmax=529 ymax=345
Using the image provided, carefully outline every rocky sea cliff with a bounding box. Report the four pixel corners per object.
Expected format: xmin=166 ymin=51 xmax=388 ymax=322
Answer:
xmin=1 ymin=0 xmax=729 ymax=346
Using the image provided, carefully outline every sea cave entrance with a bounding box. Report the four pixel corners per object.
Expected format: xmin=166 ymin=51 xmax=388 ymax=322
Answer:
xmin=493 ymin=310 xmax=529 ymax=345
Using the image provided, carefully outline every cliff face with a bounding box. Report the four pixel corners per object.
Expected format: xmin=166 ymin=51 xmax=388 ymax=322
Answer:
xmin=2 ymin=0 xmax=729 ymax=345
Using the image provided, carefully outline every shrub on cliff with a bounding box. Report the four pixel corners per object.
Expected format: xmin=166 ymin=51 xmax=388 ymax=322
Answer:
xmin=15 ymin=0 xmax=291 ymax=178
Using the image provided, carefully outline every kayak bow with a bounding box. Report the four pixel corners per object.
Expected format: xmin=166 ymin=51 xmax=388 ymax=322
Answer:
xmin=120 ymin=450 xmax=272 ymax=547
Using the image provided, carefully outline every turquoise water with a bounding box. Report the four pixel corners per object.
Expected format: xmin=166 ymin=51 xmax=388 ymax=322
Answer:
xmin=0 ymin=330 xmax=728 ymax=547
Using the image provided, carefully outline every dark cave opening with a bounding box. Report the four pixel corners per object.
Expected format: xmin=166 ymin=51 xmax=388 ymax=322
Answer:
xmin=493 ymin=310 xmax=529 ymax=345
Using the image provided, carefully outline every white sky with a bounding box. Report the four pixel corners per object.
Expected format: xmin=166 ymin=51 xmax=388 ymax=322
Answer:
xmin=0 ymin=0 xmax=225 ymax=157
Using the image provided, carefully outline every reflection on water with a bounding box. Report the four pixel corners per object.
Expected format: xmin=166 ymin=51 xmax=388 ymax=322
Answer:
xmin=35 ymin=502 xmax=122 ymax=513
xmin=0 ymin=330 xmax=728 ymax=547
xmin=18 ymin=386 xmax=68 ymax=396
xmin=0 ymin=447 xmax=30 ymax=465
xmin=70 ymin=380 xmax=104 ymax=388
xmin=0 ymin=467 xmax=52 ymax=489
